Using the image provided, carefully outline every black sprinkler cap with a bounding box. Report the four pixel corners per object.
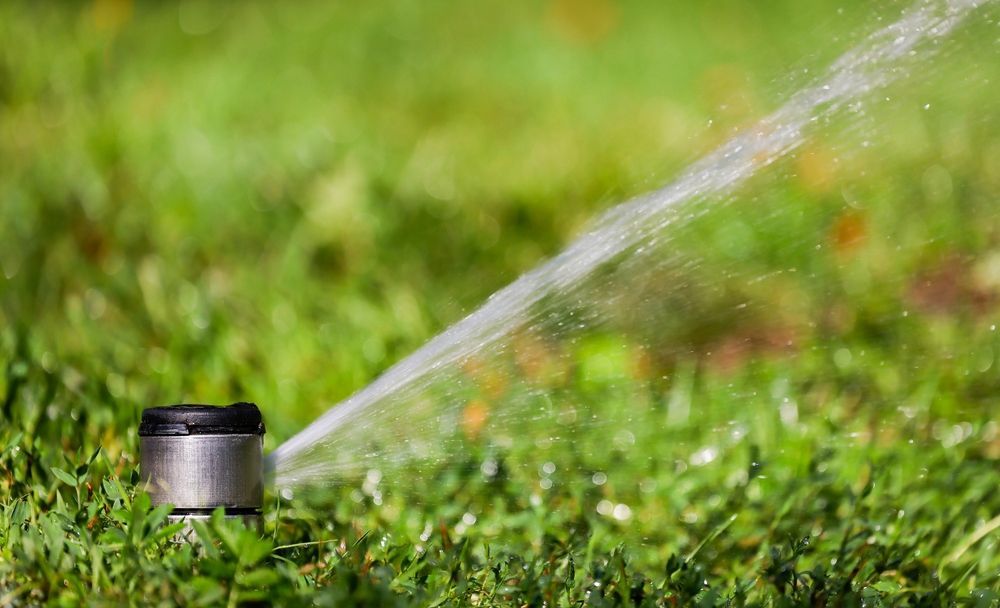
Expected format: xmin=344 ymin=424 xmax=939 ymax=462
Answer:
xmin=138 ymin=402 xmax=265 ymax=437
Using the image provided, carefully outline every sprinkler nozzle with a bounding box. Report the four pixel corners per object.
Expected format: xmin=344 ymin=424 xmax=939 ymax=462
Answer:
xmin=139 ymin=402 xmax=265 ymax=530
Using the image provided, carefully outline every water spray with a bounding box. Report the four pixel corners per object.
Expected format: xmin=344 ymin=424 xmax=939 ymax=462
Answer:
xmin=267 ymin=0 xmax=989 ymax=488
xmin=139 ymin=403 xmax=265 ymax=528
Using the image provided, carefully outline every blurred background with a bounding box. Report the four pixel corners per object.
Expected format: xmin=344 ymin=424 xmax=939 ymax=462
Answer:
xmin=1 ymin=0 xmax=998 ymax=458
xmin=4 ymin=3 xmax=1000 ymax=602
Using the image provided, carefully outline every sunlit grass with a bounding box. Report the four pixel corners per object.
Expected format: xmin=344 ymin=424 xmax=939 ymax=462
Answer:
xmin=1 ymin=0 xmax=998 ymax=604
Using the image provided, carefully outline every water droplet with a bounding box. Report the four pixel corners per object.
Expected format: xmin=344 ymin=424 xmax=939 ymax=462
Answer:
xmin=690 ymin=446 xmax=719 ymax=467
xmin=612 ymin=504 xmax=632 ymax=521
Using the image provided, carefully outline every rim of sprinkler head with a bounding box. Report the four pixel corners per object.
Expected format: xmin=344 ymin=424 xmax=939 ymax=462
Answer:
xmin=139 ymin=402 xmax=266 ymax=528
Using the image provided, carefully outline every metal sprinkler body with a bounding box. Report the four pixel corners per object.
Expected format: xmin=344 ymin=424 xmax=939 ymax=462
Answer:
xmin=139 ymin=402 xmax=265 ymax=528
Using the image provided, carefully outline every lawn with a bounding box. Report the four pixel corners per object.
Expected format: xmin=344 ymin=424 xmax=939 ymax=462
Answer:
xmin=1 ymin=1 xmax=999 ymax=605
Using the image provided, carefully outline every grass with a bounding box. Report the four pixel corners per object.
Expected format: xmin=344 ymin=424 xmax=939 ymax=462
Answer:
xmin=2 ymin=0 xmax=1000 ymax=605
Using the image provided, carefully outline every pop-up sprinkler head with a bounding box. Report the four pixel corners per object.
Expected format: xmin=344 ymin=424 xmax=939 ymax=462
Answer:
xmin=139 ymin=402 xmax=265 ymax=528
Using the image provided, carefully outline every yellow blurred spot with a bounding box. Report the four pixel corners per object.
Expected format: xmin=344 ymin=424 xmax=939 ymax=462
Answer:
xmin=461 ymin=400 xmax=490 ymax=440
xmin=546 ymin=0 xmax=619 ymax=45
xmin=971 ymin=250 xmax=1000 ymax=294
xmin=986 ymin=436 xmax=1000 ymax=459
xmin=461 ymin=356 xmax=508 ymax=399
xmin=130 ymin=79 xmax=169 ymax=123
xmin=699 ymin=64 xmax=755 ymax=122
xmin=480 ymin=367 xmax=508 ymax=400
xmin=796 ymin=146 xmax=837 ymax=194
xmin=91 ymin=0 xmax=133 ymax=33
xmin=304 ymin=160 xmax=373 ymax=272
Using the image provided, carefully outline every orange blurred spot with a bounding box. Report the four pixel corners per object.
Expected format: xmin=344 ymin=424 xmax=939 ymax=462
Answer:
xmin=546 ymin=0 xmax=619 ymax=45
xmin=752 ymin=150 xmax=772 ymax=167
xmin=513 ymin=333 xmax=547 ymax=380
xmin=461 ymin=400 xmax=490 ymax=440
xmin=461 ymin=356 xmax=485 ymax=379
xmin=91 ymin=0 xmax=133 ymax=33
xmin=299 ymin=563 xmax=318 ymax=575
xmin=830 ymin=211 xmax=867 ymax=254
xmin=513 ymin=332 xmax=568 ymax=386
xmin=629 ymin=346 xmax=654 ymax=381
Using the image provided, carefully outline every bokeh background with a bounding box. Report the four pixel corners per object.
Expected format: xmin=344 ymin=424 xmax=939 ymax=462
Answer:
xmin=9 ymin=0 xmax=992 ymax=447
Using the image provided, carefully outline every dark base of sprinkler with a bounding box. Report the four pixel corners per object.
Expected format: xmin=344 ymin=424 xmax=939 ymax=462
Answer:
xmin=170 ymin=507 xmax=263 ymax=529
xmin=167 ymin=512 xmax=262 ymax=542
xmin=171 ymin=507 xmax=261 ymax=517
xmin=170 ymin=507 xmax=263 ymax=527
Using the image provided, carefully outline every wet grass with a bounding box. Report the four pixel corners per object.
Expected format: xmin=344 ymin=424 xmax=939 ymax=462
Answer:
xmin=2 ymin=1 xmax=999 ymax=605
xmin=2 ymin=326 xmax=999 ymax=605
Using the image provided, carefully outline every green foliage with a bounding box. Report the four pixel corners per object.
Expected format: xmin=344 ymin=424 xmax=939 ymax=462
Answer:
xmin=1 ymin=0 xmax=999 ymax=605
xmin=1 ymin=325 xmax=998 ymax=604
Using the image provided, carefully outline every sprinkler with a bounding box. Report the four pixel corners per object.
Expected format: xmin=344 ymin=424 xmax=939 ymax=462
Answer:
xmin=139 ymin=402 xmax=265 ymax=529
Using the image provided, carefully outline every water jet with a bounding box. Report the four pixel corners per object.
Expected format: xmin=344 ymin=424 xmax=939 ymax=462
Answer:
xmin=139 ymin=402 xmax=265 ymax=528
xmin=267 ymin=0 xmax=991 ymax=489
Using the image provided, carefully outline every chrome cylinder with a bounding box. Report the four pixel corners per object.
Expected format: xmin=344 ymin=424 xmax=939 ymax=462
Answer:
xmin=139 ymin=403 xmax=265 ymax=529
